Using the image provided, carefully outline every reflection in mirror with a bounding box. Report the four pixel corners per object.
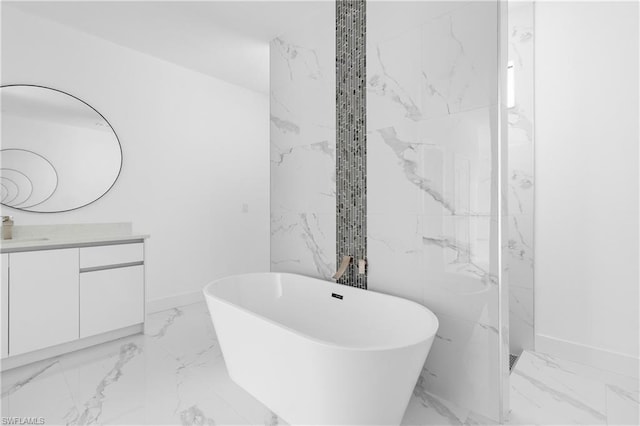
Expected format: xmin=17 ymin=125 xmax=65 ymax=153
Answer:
xmin=0 ymin=85 xmax=122 ymax=212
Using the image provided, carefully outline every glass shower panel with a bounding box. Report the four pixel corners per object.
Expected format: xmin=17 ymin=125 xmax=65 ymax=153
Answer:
xmin=366 ymin=1 xmax=509 ymax=422
xmin=507 ymin=0 xmax=535 ymax=356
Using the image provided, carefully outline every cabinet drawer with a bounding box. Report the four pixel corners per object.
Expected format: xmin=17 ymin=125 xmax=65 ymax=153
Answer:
xmin=80 ymin=265 xmax=144 ymax=338
xmin=80 ymin=243 xmax=143 ymax=269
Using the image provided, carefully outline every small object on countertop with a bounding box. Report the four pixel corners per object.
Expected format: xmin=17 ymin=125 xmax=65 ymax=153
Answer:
xmin=2 ymin=216 xmax=14 ymax=240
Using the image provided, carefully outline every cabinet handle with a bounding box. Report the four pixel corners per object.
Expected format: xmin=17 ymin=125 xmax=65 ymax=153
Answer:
xmin=80 ymin=261 xmax=143 ymax=273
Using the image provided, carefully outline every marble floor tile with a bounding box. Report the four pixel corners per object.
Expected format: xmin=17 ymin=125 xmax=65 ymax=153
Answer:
xmin=402 ymin=374 xmax=500 ymax=426
xmin=402 ymin=379 xmax=470 ymax=425
xmin=3 ymin=303 xmax=638 ymax=426
xmin=62 ymin=338 xmax=148 ymax=425
xmin=207 ymin=356 xmax=287 ymax=426
xmin=508 ymin=286 xmax=534 ymax=354
xmin=605 ymin=384 xmax=640 ymax=425
xmin=2 ymin=357 xmax=77 ymax=424
xmin=521 ymin=351 xmax=638 ymax=394
xmin=146 ymin=304 xmax=222 ymax=362
xmin=508 ymin=351 xmax=639 ymax=426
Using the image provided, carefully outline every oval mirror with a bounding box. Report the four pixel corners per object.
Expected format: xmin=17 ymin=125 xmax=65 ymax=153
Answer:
xmin=0 ymin=85 xmax=122 ymax=213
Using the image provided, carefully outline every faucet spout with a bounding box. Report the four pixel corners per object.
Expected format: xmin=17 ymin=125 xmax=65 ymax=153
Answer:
xmin=332 ymin=255 xmax=352 ymax=280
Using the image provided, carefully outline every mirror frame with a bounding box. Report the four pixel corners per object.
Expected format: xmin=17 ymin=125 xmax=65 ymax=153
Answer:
xmin=1 ymin=84 xmax=123 ymax=213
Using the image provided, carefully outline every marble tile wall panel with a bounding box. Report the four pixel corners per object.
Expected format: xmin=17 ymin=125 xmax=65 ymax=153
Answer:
xmin=270 ymin=8 xmax=336 ymax=280
xmin=367 ymin=1 xmax=508 ymax=422
xmin=509 ymin=285 xmax=535 ymax=353
xmin=270 ymin=0 xmax=509 ymax=422
xmin=270 ymin=212 xmax=335 ymax=280
xmin=507 ymin=1 xmax=535 ymax=355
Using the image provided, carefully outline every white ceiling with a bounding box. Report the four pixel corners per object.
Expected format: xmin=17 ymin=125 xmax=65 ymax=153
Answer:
xmin=5 ymin=1 xmax=334 ymax=94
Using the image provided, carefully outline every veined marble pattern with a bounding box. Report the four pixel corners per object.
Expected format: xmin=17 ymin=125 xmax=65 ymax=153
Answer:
xmin=270 ymin=212 xmax=335 ymax=280
xmin=269 ymin=9 xmax=336 ymax=281
xmin=270 ymin=0 xmax=508 ymax=422
xmin=1 ymin=303 xmax=286 ymax=426
xmin=509 ymin=286 xmax=534 ymax=352
xmin=508 ymin=351 xmax=640 ymax=425
xmin=367 ymin=1 xmax=507 ymax=422
xmin=419 ymin=1 xmax=498 ymax=118
xmin=5 ymin=304 xmax=634 ymax=426
xmin=367 ymin=1 xmax=498 ymax=125
xmin=419 ymin=311 xmax=502 ymax=419
xmin=507 ymin=1 xmax=535 ymax=355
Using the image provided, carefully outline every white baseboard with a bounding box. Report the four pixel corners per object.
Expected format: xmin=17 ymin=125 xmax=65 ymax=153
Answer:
xmin=146 ymin=290 xmax=204 ymax=314
xmin=1 ymin=324 xmax=143 ymax=372
xmin=536 ymin=333 xmax=640 ymax=379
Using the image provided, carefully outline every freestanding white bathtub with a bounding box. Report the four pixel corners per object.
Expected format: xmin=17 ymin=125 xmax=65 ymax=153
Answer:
xmin=203 ymin=272 xmax=439 ymax=425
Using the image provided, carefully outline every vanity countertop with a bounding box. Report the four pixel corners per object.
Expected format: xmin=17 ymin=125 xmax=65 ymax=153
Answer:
xmin=0 ymin=234 xmax=149 ymax=253
xmin=0 ymin=223 xmax=149 ymax=253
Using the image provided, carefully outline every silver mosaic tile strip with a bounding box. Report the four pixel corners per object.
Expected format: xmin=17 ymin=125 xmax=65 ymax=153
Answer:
xmin=336 ymin=0 xmax=367 ymax=289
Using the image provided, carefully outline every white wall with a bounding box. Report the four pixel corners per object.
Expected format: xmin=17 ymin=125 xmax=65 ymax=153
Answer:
xmin=1 ymin=6 xmax=270 ymax=308
xmin=535 ymin=1 xmax=639 ymax=377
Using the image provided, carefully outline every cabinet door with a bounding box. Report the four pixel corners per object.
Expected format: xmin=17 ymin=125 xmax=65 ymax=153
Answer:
xmin=9 ymin=249 xmax=79 ymax=356
xmin=80 ymin=265 xmax=144 ymax=338
xmin=1 ymin=254 xmax=8 ymax=358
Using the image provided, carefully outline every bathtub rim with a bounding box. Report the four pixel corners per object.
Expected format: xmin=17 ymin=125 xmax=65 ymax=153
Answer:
xmin=203 ymin=272 xmax=439 ymax=352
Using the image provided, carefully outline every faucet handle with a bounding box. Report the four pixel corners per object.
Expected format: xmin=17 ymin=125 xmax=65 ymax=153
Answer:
xmin=358 ymin=259 xmax=367 ymax=275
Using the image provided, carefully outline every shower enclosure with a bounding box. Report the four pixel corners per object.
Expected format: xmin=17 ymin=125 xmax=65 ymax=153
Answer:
xmin=270 ymin=1 xmax=519 ymax=422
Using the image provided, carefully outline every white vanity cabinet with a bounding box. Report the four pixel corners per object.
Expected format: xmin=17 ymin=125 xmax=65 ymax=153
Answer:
xmin=79 ymin=243 xmax=144 ymax=338
xmin=1 ymin=237 xmax=146 ymax=370
xmin=1 ymin=254 xmax=8 ymax=358
xmin=9 ymin=248 xmax=79 ymax=356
